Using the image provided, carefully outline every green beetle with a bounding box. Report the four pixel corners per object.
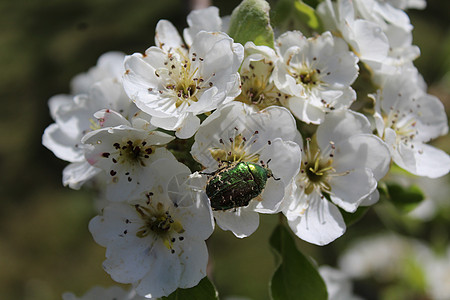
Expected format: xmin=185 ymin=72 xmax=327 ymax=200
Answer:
xmin=203 ymin=161 xmax=278 ymax=211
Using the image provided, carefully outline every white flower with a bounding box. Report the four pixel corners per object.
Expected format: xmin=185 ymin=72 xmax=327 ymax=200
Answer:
xmin=183 ymin=6 xmax=223 ymax=47
xmin=191 ymin=102 xmax=301 ymax=238
xmin=351 ymin=0 xmax=420 ymax=81
xmin=62 ymin=286 xmax=148 ymax=300
xmin=338 ymin=233 xmax=421 ymax=279
xmin=42 ymin=78 xmax=134 ymax=189
xmin=354 ymin=0 xmax=413 ymax=32
xmin=282 ymin=110 xmax=391 ymax=245
xmin=82 ymin=109 xmax=175 ymax=202
xmin=317 ymin=0 xmax=390 ymax=70
xmin=385 ymin=0 xmax=426 ymax=10
xmin=123 ymin=19 xmax=243 ymax=139
xmin=373 ymin=67 xmax=450 ymax=178
xmin=183 ymin=6 xmax=232 ymax=42
xmin=317 ymin=0 xmax=420 ymax=81
xmin=71 ymin=51 xmax=126 ymax=95
xmin=89 ymin=159 xmax=214 ymax=298
xmin=273 ymin=31 xmax=358 ymax=124
xmin=318 ymin=266 xmax=362 ymax=300
xmin=407 ymin=175 xmax=450 ymax=220
xmin=339 ymin=233 xmax=450 ymax=300
xmin=235 ymin=42 xmax=286 ymax=109
xmin=419 ymin=246 xmax=450 ymax=300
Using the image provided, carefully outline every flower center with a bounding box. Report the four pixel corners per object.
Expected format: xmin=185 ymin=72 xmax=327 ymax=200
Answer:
xmin=298 ymin=138 xmax=348 ymax=195
xmin=302 ymin=156 xmax=334 ymax=195
xmin=135 ymin=201 xmax=185 ymax=252
xmin=209 ymin=131 xmax=264 ymax=166
xmin=110 ymin=139 xmax=154 ymax=167
xmin=385 ymin=110 xmax=418 ymax=145
xmin=286 ymin=53 xmax=323 ymax=92
xmin=293 ymin=68 xmax=321 ymax=89
xmin=152 ymin=50 xmax=215 ymax=110
xmin=236 ymin=62 xmax=284 ymax=109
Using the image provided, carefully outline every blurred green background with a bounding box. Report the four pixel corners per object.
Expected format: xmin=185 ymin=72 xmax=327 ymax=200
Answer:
xmin=0 ymin=0 xmax=449 ymax=299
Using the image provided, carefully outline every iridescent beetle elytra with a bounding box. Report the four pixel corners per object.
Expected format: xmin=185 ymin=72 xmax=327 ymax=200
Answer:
xmin=202 ymin=160 xmax=279 ymax=211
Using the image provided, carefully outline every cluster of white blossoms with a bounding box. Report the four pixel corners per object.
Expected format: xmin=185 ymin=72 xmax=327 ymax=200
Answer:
xmin=43 ymin=1 xmax=449 ymax=298
xmin=339 ymin=233 xmax=450 ymax=300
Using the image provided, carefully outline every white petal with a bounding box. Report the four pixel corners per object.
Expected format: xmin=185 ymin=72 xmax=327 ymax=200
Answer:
xmin=319 ymin=266 xmax=361 ymax=300
xmin=284 ymin=96 xmax=325 ymax=124
xmin=330 ymin=168 xmax=377 ymax=212
xmin=154 ymin=20 xmax=183 ymax=51
xmin=89 ymin=78 xmax=133 ymax=118
xmin=62 ymin=161 xmax=100 ymax=189
xmin=93 ymin=109 xmax=130 ymax=128
xmin=288 ymin=195 xmax=346 ymax=245
xmin=104 ymin=149 xmax=175 ymax=202
xmin=259 ymin=139 xmax=301 ymax=184
xmin=42 ymin=123 xmax=83 ymax=162
xmin=252 ymin=178 xmax=285 ymax=213
xmin=360 ymin=189 xmax=380 ymax=206
xmin=183 ymin=6 xmax=222 ymax=46
xmin=177 ymin=240 xmax=209 ymax=288
xmin=214 ymin=209 xmax=260 ymax=238
xmin=88 ymin=203 xmax=139 ymax=247
xmin=174 ymin=193 xmax=214 ymax=241
xmin=48 ymin=94 xmax=73 ymax=120
xmin=175 ymin=114 xmax=200 ymax=139
xmin=351 ymin=19 xmax=390 ymax=62
xmin=394 ymin=143 xmax=450 ymax=178
xmin=333 ymin=134 xmax=391 ymax=180
xmin=191 ymin=31 xmax=243 ymax=81
xmin=103 ymin=238 xmax=160 ymax=285
xmin=316 ymin=110 xmax=372 ymax=148
xmin=70 ymin=51 xmax=126 ymax=94
xmin=134 ymin=241 xmax=181 ymax=298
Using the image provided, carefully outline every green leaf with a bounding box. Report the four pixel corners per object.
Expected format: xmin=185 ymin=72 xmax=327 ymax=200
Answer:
xmin=271 ymin=0 xmax=322 ymax=34
xmin=228 ymin=0 xmax=275 ymax=48
xmin=269 ymin=224 xmax=328 ymax=300
xmin=161 ymin=277 xmax=219 ymax=300
xmin=384 ymin=182 xmax=425 ymax=213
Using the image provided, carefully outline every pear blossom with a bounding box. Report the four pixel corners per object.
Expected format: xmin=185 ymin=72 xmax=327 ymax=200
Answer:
xmin=183 ymin=6 xmax=232 ymax=43
xmin=89 ymin=159 xmax=214 ymax=298
xmin=385 ymin=0 xmax=426 ymax=10
xmin=317 ymin=0 xmax=390 ymax=69
xmin=62 ymin=286 xmax=148 ymax=300
xmin=419 ymin=245 xmax=450 ymax=300
xmin=273 ymin=31 xmax=359 ymax=124
xmin=353 ymin=0 xmax=413 ymax=33
xmin=191 ymin=102 xmax=301 ymax=238
xmin=183 ymin=6 xmax=223 ymax=46
xmin=318 ymin=266 xmax=362 ymax=300
xmin=339 ymin=233 xmax=450 ymax=300
xmin=81 ymin=109 xmax=175 ymax=202
xmin=235 ymin=42 xmax=286 ymax=110
xmin=282 ymin=110 xmax=391 ymax=245
xmin=351 ymin=0 xmax=420 ymax=79
xmin=123 ymin=19 xmax=243 ymax=139
xmin=317 ymin=0 xmax=419 ymax=80
xmin=407 ymin=175 xmax=450 ymax=220
xmin=42 ymin=78 xmax=134 ymax=189
xmin=373 ymin=68 xmax=450 ymax=178
xmin=71 ymin=51 xmax=126 ymax=95
xmin=339 ymin=233 xmax=415 ymax=279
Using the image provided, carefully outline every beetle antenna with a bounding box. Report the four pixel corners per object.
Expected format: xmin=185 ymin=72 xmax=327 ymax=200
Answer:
xmin=199 ymin=171 xmax=214 ymax=176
